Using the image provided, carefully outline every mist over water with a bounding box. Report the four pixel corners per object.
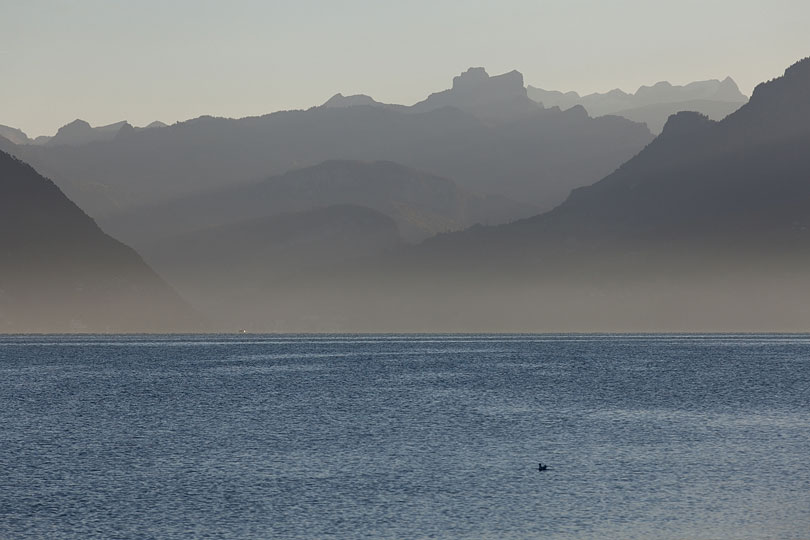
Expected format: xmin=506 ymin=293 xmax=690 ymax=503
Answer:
xmin=2 ymin=334 xmax=808 ymax=539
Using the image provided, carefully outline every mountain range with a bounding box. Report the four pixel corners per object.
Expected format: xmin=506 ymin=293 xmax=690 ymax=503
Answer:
xmin=323 ymin=67 xmax=541 ymax=122
xmin=208 ymin=57 xmax=810 ymax=332
xmin=385 ymin=57 xmax=810 ymax=330
xmin=0 ymin=68 xmax=652 ymax=224
xmin=3 ymin=58 xmax=810 ymax=332
xmin=0 ymin=119 xmax=168 ymax=147
xmin=528 ymin=77 xmax=748 ymax=133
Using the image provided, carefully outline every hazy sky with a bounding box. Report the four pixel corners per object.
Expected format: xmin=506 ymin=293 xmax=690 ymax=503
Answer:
xmin=2 ymin=0 xmax=809 ymax=137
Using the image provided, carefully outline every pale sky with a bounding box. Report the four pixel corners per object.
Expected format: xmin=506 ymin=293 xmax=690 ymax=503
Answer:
xmin=2 ymin=0 xmax=809 ymax=137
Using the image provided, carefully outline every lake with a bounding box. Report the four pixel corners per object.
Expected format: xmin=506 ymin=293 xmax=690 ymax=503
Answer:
xmin=1 ymin=334 xmax=808 ymax=539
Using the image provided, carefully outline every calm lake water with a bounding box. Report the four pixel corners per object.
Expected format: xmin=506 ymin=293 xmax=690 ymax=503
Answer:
xmin=1 ymin=334 xmax=809 ymax=539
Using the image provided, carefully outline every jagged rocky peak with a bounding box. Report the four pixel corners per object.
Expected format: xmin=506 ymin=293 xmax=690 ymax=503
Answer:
xmin=634 ymin=78 xmax=746 ymax=103
xmin=660 ymin=110 xmax=713 ymax=137
xmin=752 ymin=56 xmax=810 ymax=97
xmin=410 ymin=66 xmax=535 ymax=120
xmin=746 ymin=57 xmax=810 ymax=115
xmin=452 ymin=67 xmax=490 ymax=89
xmin=682 ymin=77 xmax=746 ymax=101
xmin=452 ymin=67 xmax=525 ymax=95
xmin=783 ymin=56 xmax=810 ymax=78
xmin=717 ymin=76 xmax=745 ymax=99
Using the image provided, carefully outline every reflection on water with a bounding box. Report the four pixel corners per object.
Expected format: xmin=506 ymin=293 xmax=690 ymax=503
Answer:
xmin=0 ymin=334 xmax=808 ymax=539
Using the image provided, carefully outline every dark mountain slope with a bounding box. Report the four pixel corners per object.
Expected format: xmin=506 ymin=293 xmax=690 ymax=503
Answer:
xmin=0 ymin=151 xmax=199 ymax=332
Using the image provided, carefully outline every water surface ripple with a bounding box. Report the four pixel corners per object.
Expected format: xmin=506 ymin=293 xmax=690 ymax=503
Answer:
xmin=1 ymin=334 xmax=808 ymax=539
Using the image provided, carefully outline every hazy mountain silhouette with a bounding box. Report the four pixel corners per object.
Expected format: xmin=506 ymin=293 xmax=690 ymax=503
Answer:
xmin=0 ymin=119 xmax=169 ymax=148
xmin=528 ymin=77 xmax=748 ymax=133
xmin=0 ymin=150 xmax=199 ymax=332
xmin=210 ymin=57 xmax=810 ymax=332
xmin=329 ymin=57 xmax=810 ymax=331
xmin=605 ymin=100 xmax=744 ymax=133
xmin=410 ymin=68 xmax=540 ymax=121
xmin=0 ymin=125 xmax=33 ymax=145
xmin=325 ymin=68 xmax=541 ymax=122
xmin=3 ymin=68 xmax=652 ymax=222
xmin=322 ymin=93 xmax=407 ymax=112
xmin=429 ymin=58 xmax=810 ymax=256
xmin=104 ymin=159 xmax=536 ymax=247
xmin=45 ymin=119 xmax=131 ymax=147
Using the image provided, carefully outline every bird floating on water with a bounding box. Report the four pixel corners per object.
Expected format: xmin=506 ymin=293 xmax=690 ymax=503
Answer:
xmin=538 ymin=463 xmax=548 ymax=472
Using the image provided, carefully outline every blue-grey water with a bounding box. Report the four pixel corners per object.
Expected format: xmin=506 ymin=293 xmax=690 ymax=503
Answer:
xmin=1 ymin=334 xmax=809 ymax=539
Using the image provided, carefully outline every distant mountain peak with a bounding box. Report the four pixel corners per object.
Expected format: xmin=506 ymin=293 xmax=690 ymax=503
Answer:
xmin=751 ymin=56 xmax=810 ymax=98
xmin=715 ymin=76 xmax=744 ymax=98
xmin=452 ymin=67 xmax=488 ymax=87
xmin=659 ymin=110 xmax=713 ymax=137
xmin=59 ymin=118 xmax=92 ymax=132
xmin=783 ymin=56 xmax=810 ymax=78
xmin=451 ymin=67 xmax=525 ymax=93
xmin=322 ymin=93 xmax=381 ymax=108
xmin=528 ymin=74 xmax=748 ymax=133
xmin=412 ymin=66 xmax=534 ymax=121
xmin=0 ymin=124 xmax=33 ymax=145
xmin=47 ymin=119 xmax=131 ymax=147
xmin=564 ymin=104 xmax=589 ymax=120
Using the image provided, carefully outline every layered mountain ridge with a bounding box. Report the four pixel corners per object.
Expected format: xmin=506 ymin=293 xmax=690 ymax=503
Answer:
xmin=0 ymin=119 xmax=167 ymax=148
xmin=528 ymin=76 xmax=748 ymax=133
xmin=238 ymin=57 xmax=810 ymax=331
xmin=2 ymin=67 xmax=652 ymax=222
xmin=105 ymin=159 xmax=535 ymax=247
xmin=5 ymin=59 xmax=809 ymax=331
xmin=425 ymin=57 xmax=810 ymax=259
